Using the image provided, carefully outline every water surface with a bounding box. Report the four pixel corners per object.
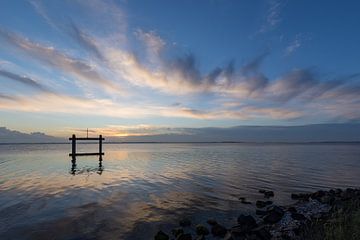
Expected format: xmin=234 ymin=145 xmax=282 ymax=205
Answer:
xmin=0 ymin=143 xmax=359 ymax=239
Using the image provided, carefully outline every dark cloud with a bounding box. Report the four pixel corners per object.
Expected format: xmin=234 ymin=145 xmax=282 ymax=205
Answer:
xmin=0 ymin=69 xmax=51 ymax=92
xmin=271 ymin=70 xmax=360 ymax=102
xmin=241 ymin=52 xmax=269 ymax=75
xmin=0 ymin=93 xmax=17 ymax=101
xmin=171 ymin=53 xmax=201 ymax=84
xmin=69 ymin=22 xmax=104 ymax=60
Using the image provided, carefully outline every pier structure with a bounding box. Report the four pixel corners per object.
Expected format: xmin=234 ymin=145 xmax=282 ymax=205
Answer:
xmin=69 ymin=134 xmax=104 ymax=160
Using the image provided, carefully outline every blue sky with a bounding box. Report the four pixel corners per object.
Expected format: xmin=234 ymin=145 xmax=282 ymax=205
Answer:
xmin=0 ymin=0 xmax=359 ymax=137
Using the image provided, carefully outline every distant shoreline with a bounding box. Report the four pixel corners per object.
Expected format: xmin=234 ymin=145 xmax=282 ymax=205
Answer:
xmin=1 ymin=141 xmax=360 ymax=145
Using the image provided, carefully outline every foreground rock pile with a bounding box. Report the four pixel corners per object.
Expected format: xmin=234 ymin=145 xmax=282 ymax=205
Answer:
xmin=154 ymin=188 xmax=360 ymax=240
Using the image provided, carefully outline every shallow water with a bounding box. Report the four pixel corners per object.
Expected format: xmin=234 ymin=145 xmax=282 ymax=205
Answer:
xmin=0 ymin=143 xmax=359 ymax=239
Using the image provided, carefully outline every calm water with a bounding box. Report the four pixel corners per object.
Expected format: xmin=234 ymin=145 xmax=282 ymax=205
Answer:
xmin=0 ymin=143 xmax=359 ymax=240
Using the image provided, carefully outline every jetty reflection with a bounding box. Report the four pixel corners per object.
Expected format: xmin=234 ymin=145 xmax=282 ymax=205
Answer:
xmin=70 ymin=158 xmax=104 ymax=175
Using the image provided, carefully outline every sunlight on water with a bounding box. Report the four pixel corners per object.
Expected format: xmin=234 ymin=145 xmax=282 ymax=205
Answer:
xmin=0 ymin=143 xmax=359 ymax=239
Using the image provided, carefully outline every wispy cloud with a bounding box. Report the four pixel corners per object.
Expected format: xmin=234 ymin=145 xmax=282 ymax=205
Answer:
xmin=0 ymin=29 xmax=124 ymax=95
xmin=259 ymin=0 xmax=284 ymax=33
xmin=0 ymin=69 xmax=52 ymax=93
xmin=284 ymin=34 xmax=310 ymax=56
xmin=1 ymin=0 xmax=359 ymax=126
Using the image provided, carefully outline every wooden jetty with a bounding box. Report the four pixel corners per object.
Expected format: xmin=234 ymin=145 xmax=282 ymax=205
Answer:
xmin=69 ymin=134 xmax=104 ymax=160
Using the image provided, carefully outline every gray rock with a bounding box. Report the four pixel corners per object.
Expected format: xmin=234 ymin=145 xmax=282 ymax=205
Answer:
xmin=211 ymin=223 xmax=227 ymax=237
xmin=179 ymin=218 xmax=191 ymax=227
xmin=195 ymin=224 xmax=209 ymax=236
xmin=172 ymin=228 xmax=184 ymax=237
xmin=263 ymin=206 xmax=284 ymax=224
xmin=256 ymin=200 xmax=272 ymax=208
xmin=207 ymin=219 xmax=217 ymax=226
xmin=154 ymin=230 xmax=169 ymax=240
xmin=237 ymin=214 xmax=257 ymax=230
xmin=176 ymin=233 xmax=192 ymax=240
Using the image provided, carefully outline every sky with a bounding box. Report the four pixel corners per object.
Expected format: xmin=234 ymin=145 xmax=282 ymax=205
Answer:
xmin=0 ymin=0 xmax=360 ymax=138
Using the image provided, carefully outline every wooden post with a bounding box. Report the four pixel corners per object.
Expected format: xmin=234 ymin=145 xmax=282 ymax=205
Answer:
xmin=72 ymin=134 xmax=76 ymax=160
xmin=99 ymin=134 xmax=103 ymax=160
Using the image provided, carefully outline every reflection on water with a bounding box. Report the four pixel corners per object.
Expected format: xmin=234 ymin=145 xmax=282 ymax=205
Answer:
xmin=70 ymin=158 xmax=104 ymax=175
xmin=0 ymin=143 xmax=359 ymax=240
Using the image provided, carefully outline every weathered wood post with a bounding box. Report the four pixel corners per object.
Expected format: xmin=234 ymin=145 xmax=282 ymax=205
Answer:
xmin=71 ymin=134 xmax=76 ymax=160
xmin=99 ymin=134 xmax=103 ymax=161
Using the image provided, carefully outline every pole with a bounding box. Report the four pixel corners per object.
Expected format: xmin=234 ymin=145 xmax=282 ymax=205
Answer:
xmin=72 ymin=134 xmax=76 ymax=160
xmin=99 ymin=134 xmax=103 ymax=161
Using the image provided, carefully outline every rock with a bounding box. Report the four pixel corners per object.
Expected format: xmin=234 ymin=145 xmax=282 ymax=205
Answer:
xmin=223 ymin=232 xmax=235 ymax=240
xmin=287 ymin=206 xmax=297 ymax=213
xmin=176 ymin=233 xmax=192 ymax=240
xmin=194 ymin=235 xmax=205 ymax=240
xmin=207 ymin=219 xmax=217 ymax=226
xmin=238 ymin=197 xmax=246 ymax=201
xmin=291 ymin=193 xmax=310 ymax=201
xmin=237 ymin=214 xmax=257 ymax=230
xmin=256 ymin=200 xmax=272 ymax=208
xmin=154 ymin=230 xmax=169 ymax=240
xmin=195 ymin=224 xmax=209 ymax=236
xmin=256 ymin=209 xmax=268 ymax=216
xmin=240 ymin=199 xmax=252 ymax=204
xmin=311 ymin=190 xmax=326 ymax=200
xmin=251 ymin=226 xmax=272 ymax=240
xmin=179 ymin=218 xmax=191 ymax=227
xmin=211 ymin=223 xmax=227 ymax=237
xmin=229 ymin=225 xmax=247 ymax=238
xmin=264 ymin=191 xmax=274 ymax=198
xmin=172 ymin=228 xmax=184 ymax=237
xmin=259 ymin=189 xmax=274 ymax=197
xmin=263 ymin=206 xmax=284 ymax=224
xmin=291 ymin=212 xmax=306 ymax=221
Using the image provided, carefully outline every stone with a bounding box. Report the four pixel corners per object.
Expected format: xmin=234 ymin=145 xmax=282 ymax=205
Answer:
xmin=311 ymin=190 xmax=326 ymax=200
xmin=240 ymin=199 xmax=252 ymax=204
xmin=263 ymin=206 xmax=284 ymax=224
xmin=176 ymin=233 xmax=192 ymax=240
xmin=291 ymin=212 xmax=306 ymax=221
xmin=256 ymin=200 xmax=272 ymax=208
xmin=237 ymin=214 xmax=257 ymax=230
xmin=172 ymin=228 xmax=184 ymax=237
xmin=211 ymin=223 xmax=227 ymax=237
xmin=251 ymin=226 xmax=272 ymax=240
xmin=207 ymin=219 xmax=217 ymax=226
xmin=195 ymin=224 xmax=209 ymax=236
xmin=264 ymin=191 xmax=274 ymax=198
xmin=229 ymin=225 xmax=247 ymax=239
xmin=179 ymin=218 xmax=191 ymax=227
xmin=287 ymin=207 xmax=297 ymax=213
xmin=194 ymin=235 xmax=205 ymax=240
xmin=291 ymin=193 xmax=310 ymax=201
xmin=256 ymin=209 xmax=268 ymax=216
xmin=154 ymin=230 xmax=169 ymax=240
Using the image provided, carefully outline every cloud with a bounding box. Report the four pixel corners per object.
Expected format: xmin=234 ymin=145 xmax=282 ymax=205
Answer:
xmin=285 ymin=38 xmax=301 ymax=56
xmin=0 ymin=69 xmax=52 ymax=92
xmin=135 ymin=29 xmax=166 ymax=63
xmin=1 ymin=1 xmax=359 ymax=125
xmin=259 ymin=0 xmax=284 ymax=33
xmin=28 ymin=0 xmax=60 ymax=31
xmin=0 ymin=29 xmax=124 ymax=95
xmin=69 ymin=22 xmax=104 ymax=60
xmin=0 ymin=93 xmax=17 ymax=101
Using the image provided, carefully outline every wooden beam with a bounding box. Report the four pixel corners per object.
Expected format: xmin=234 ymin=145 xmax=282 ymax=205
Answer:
xmin=68 ymin=137 xmax=105 ymax=140
xmin=69 ymin=152 xmax=105 ymax=156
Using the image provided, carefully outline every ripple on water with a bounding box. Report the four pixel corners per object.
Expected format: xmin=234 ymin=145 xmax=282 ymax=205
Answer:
xmin=0 ymin=143 xmax=359 ymax=239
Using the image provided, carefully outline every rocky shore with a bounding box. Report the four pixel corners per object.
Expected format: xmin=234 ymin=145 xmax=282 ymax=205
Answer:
xmin=154 ymin=188 xmax=360 ymax=240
